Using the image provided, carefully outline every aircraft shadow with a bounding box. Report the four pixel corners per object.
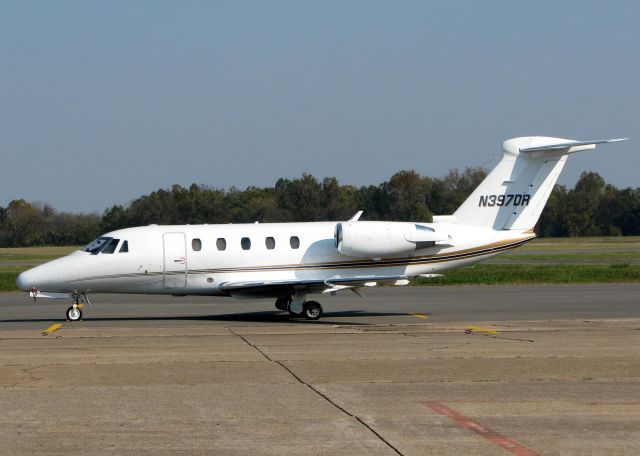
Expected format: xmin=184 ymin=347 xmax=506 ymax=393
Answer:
xmin=1 ymin=310 xmax=413 ymax=326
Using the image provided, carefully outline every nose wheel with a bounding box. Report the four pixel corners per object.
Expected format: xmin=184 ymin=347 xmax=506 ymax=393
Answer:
xmin=66 ymin=305 xmax=82 ymax=321
xmin=66 ymin=292 xmax=90 ymax=321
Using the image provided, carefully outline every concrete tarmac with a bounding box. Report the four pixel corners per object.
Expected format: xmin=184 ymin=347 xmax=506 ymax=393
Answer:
xmin=0 ymin=284 xmax=639 ymax=455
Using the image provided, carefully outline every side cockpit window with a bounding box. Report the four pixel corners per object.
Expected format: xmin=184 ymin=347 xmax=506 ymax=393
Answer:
xmin=101 ymin=238 xmax=120 ymax=254
xmin=119 ymin=240 xmax=129 ymax=253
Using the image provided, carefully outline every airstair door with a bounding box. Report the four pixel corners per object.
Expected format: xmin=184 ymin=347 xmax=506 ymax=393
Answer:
xmin=163 ymin=232 xmax=187 ymax=288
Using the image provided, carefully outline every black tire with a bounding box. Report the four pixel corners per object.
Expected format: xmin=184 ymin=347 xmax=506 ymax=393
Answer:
xmin=303 ymin=301 xmax=323 ymax=320
xmin=66 ymin=305 xmax=82 ymax=322
xmin=275 ymin=296 xmax=290 ymax=311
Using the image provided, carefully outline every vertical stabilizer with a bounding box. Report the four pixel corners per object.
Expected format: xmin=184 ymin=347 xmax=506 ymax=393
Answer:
xmin=451 ymin=136 xmax=627 ymax=231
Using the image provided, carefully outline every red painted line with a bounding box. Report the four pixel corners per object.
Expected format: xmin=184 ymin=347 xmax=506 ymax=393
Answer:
xmin=424 ymin=401 xmax=539 ymax=456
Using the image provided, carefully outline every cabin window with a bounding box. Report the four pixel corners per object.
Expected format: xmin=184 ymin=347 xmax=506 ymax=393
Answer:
xmin=101 ymin=238 xmax=120 ymax=254
xmin=119 ymin=240 xmax=129 ymax=253
xmin=216 ymin=238 xmax=226 ymax=251
xmin=241 ymin=237 xmax=251 ymax=250
xmin=290 ymin=236 xmax=300 ymax=249
xmin=265 ymin=237 xmax=275 ymax=249
xmin=192 ymin=238 xmax=202 ymax=251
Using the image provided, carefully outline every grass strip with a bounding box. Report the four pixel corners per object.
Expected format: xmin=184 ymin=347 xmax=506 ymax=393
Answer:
xmin=0 ymin=246 xmax=80 ymax=256
xmin=0 ymin=266 xmax=29 ymax=273
xmin=413 ymin=264 xmax=640 ymax=286
xmin=0 ymin=254 xmax=72 ymax=262
xmin=499 ymin=252 xmax=640 ymax=261
xmin=0 ymin=272 xmax=21 ymax=292
xmin=525 ymin=236 xmax=640 ymax=245
xmin=2 ymin=264 xmax=639 ymax=292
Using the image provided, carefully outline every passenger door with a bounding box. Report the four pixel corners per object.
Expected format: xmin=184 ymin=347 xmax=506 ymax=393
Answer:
xmin=163 ymin=232 xmax=187 ymax=288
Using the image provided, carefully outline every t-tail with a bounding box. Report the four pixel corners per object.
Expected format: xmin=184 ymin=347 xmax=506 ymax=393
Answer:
xmin=450 ymin=136 xmax=628 ymax=231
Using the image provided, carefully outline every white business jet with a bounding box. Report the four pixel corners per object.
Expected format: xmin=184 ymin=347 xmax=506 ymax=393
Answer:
xmin=17 ymin=136 xmax=627 ymax=321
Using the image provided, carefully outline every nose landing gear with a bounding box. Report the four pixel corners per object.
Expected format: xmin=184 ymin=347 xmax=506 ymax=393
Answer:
xmin=66 ymin=305 xmax=82 ymax=322
xmin=66 ymin=292 xmax=90 ymax=322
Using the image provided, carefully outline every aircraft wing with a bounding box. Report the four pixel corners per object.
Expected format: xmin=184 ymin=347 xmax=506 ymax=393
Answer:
xmin=220 ymin=274 xmax=424 ymax=298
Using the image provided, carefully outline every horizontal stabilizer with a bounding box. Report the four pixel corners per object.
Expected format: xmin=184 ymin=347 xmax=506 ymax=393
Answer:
xmin=520 ymin=138 xmax=628 ymax=153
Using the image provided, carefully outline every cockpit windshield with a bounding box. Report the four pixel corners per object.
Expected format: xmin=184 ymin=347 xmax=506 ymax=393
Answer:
xmin=84 ymin=237 xmax=112 ymax=254
xmin=101 ymin=238 xmax=120 ymax=254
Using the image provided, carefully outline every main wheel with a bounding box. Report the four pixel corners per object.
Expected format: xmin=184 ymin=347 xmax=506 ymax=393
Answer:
xmin=303 ymin=301 xmax=323 ymax=320
xmin=66 ymin=305 xmax=82 ymax=322
xmin=275 ymin=296 xmax=290 ymax=311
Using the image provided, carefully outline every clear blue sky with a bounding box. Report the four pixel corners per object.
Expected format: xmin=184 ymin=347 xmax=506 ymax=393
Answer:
xmin=1 ymin=1 xmax=638 ymax=213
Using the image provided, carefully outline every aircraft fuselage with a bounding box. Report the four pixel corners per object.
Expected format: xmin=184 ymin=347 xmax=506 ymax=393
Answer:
xmin=17 ymin=221 xmax=531 ymax=297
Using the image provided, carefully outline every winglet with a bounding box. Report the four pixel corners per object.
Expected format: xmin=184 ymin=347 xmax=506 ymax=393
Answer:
xmin=349 ymin=210 xmax=363 ymax=221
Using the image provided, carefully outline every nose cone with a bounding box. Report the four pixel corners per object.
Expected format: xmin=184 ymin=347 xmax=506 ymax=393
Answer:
xmin=16 ymin=253 xmax=85 ymax=293
xmin=16 ymin=262 xmax=58 ymax=291
xmin=16 ymin=269 xmax=36 ymax=291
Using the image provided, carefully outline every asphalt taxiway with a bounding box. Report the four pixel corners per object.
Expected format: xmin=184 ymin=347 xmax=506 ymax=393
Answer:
xmin=1 ymin=284 xmax=639 ymax=455
xmin=1 ymin=283 xmax=639 ymax=329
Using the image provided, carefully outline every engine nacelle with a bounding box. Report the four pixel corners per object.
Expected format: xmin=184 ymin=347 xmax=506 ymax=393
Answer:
xmin=334 ymin=221 xmax=450 ymax=258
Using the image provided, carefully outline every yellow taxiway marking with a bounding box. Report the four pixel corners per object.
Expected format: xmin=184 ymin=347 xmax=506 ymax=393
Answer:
xmin=42 ymin=323 xmax=61 ymax=336
xmin=465 ymin=326 xmax=497 ymax=335
xmin=410 ymin=313 xmax=429 ymax=319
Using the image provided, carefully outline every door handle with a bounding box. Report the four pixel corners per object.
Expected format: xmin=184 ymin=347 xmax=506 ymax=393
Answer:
xmin=174 ymin=257 xmax=185 ymax=264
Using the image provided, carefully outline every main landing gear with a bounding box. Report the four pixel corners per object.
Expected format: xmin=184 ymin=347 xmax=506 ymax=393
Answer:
xmin=66 ymin=292 xmax=90 ymax=322
xmin=275 ymin=295 xmax=323 ymax=321
xmin=302 ymin=301 xmax=323 ymax=320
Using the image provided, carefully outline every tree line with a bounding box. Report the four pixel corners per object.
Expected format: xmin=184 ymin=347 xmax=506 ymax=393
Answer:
xmin=1 ymin=168 xmax=638 ymax=247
